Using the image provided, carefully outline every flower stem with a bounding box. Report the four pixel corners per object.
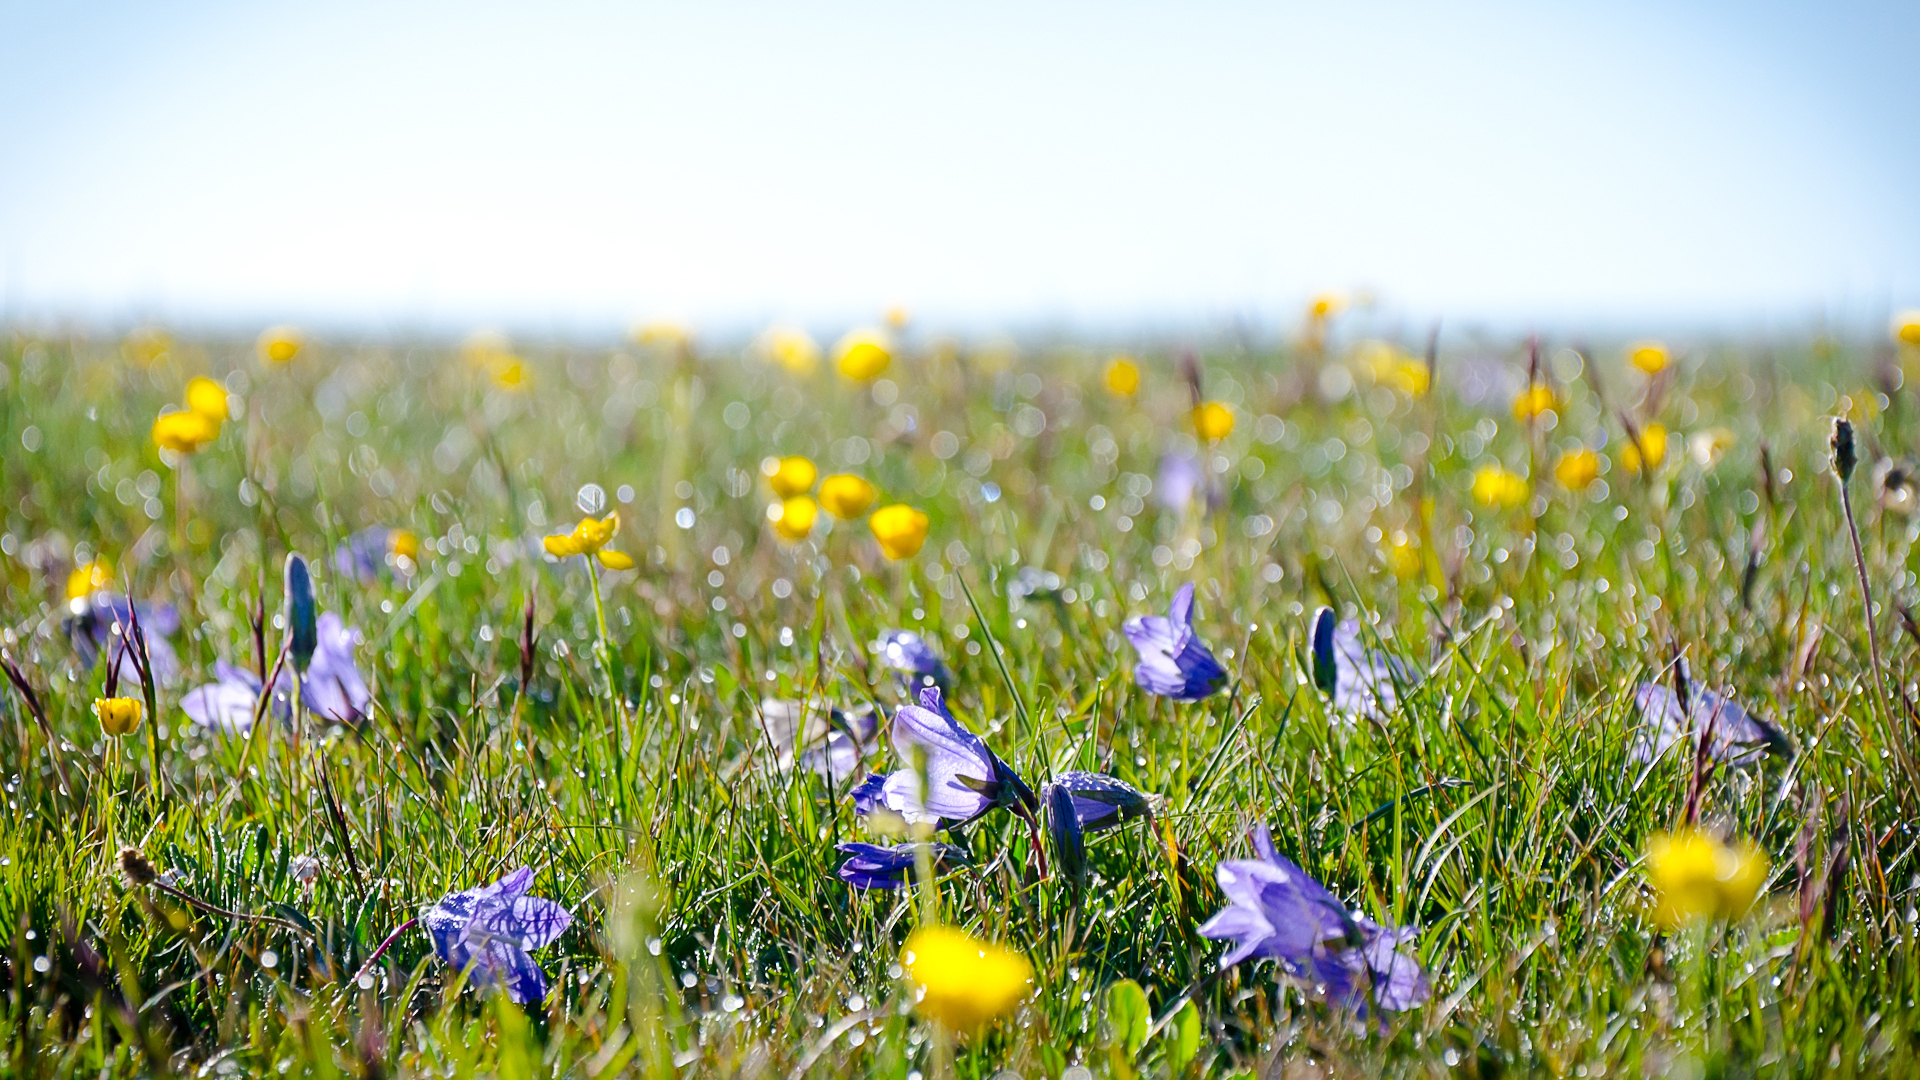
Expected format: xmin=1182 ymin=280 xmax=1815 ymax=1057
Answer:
xmin=349 ymin=916 xmax=419 ymax=989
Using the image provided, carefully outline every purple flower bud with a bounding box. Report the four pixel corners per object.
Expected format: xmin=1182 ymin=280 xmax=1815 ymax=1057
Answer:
xmin=1123 ymin=583 xmax=1227 ymax=701
xmin=1631 ymin=665 xmax=1789 ymax=767
xmin=421 ymin=867 xmax=572 ymax=1005
xmin=1051 ymin=771 xmax=1156 ymax=833
xmin=834 ymin=841 xmax=966 ymax=890
xmin=1045 ymin=784 xmax=1086 ymax=886
xmin=1310 ymin=608 xmax=1416 ymax=721
xmin=875 ymin=630 xmax=951 ymax=690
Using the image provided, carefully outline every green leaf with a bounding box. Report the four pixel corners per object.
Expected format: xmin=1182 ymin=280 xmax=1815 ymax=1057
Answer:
xmin=1106 ymin=978 xmax=1150 ymax=1055
xmin=1162 ymin=999 xmax=1202 ymax=1074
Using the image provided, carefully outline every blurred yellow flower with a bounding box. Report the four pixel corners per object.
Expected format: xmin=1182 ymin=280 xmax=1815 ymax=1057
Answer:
xmin=1358 ymin=341 xmax=1431 ymax=397
xmin=1688 ymin=427 xmax=1736 ymax=468
xmin=544 ymin=512 xmax=631 ymax=567
xmin=1307 ymin=292 xmax=1345 ymax=319
xmin=389 ymin=530 xmax=419 ymax=560
xmin=94 ymin=697 xmax=144 ymax=737
xmin=1622 ymin=423 xmax=1668 ymax=474
xmin=67 ymin=558 xmax=113 ymax=600
xmin=901 ymin=926 xmax=1032 ymax=1034
xmin=634 ymin=321 xmax=692 ymax=348
xmin=1646 ymin=829 xmax=1769 ymax=929
xmin=1628 ymin=341 xmax=1669 ymax=375
xmin=869 ymin=504 xmax=930 ymax=560
xmin=885 ymin=304 xmax=912 ymax=331
xmin=152 ymin=410 xmax=220 ymax=454
xmin=1381 ymin=531 xmax=1421 ymax=578
xmin=763 ymin=456 xmax=818 ymax=499
xmin=257 ymin=326 xmax=303 ymax=366
xmin=1512 ymin=383 xmax=1556 ymax=421
xmin=818 ymin=474 xmax=878 ymax=519
xmin=834 ymin=330 xmax=892 ymax=381
xmin=462 ymin=329 xmax=512 ymax=365
xmin=1893 ymin=311 xmax=1920 ymax=347
xmin=1553 ymin=448 xmax=1601 ymax=490
xmin=1471 ymin=464 xmax=1529 ymax=508
xmin=123 ymin=328 xmax=172 ymax=367
xmin=770 ymin=496 xmax=818 ymax=541
xmin=1193 ymin=401 xmax=1234 ymax=441
xmin=492 ymin=360 xmax=528 ymax=390
xmin=1103 ymin=357 xmax=1141 ymax=397
xmin=186 ymin=377 xmax=229 ymax=421
xmin=760 ymin=326 xmax=821 ymax=376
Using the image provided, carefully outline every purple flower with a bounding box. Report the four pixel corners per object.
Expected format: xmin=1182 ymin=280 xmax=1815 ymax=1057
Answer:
xmin=1051 ymin=771 xmax=1156 ymax=833
xmin=65 ymin=593 xmax=181 ymax=688
xmin=302 ymin=613 xmax=373 ymax=723
xmin=834 ymin=841 xmax=966 ymax=890
xmin=868 ymin=687 xmax=1034 ymax=826
xmin=1310 ymin=608 xmax=1416 ymax=720
xmin=1631 ymin=673 xmax=1789 ymax=767
xmin=756 ymin=698 xmax=879 ymax=782
xmin=875 ymin=630 xmax=951 ymax=690
xmin=849 ymin=773 xmax=888 ymax=815
xmin=421 ymin=867 xmax=572 ymax=1005
xmin=1123 ymin=584 xmax=1227 ymax=701
xmin=1198 ymin=825 xmax=1429 ymax=1016
xmin=333 ymin=527 xmax=413 ymax=582
xmin=1045 ymin=784 xmax=1087 ymax=885
xmin=1156 ymin=452 xmax=1203 ymax=513
xmin=181 ymin=661 xmax=289 ymax=735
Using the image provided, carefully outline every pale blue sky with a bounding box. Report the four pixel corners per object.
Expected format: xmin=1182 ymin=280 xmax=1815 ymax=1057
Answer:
xmin=1 ymin=1 xmax=1915 ymax=337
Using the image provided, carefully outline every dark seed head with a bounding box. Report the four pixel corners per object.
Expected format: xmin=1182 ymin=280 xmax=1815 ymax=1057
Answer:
xmin=119 ymin=846 xmax=157 ymax=886
xmin=1831 ymin=417 xmax=1857 ymax=484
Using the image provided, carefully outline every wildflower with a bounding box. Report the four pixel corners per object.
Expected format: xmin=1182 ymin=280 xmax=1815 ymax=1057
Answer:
xmin=422 ymin=867 xmax=572 ymax=1005
xmin=1360 ymin=343 xmax=1431 ymax=397
xmin=1621 ymin=423 xmax=1668 ymax=474
xmin=1198 ymin=824 xmax=1429 ymax=1016
xmin=1895 ymin=311 xmax=1920 ymax=348
xmin=257 ymin=326 xmax=303 ymax=366
xmin=872 ymin=687 xmax=1035 ymax=826
xmin=65 ymin=593 xmax=181 ymax=688
xmin=755 ymin=698 xmax=878 ymax=782
xmin=66 ymin=558 xmax=113 ymax=600
xmin=875 ymin=629 xmax=952 ymax=690
xmin=1123 ymin=583 xmax=1228 ymax=701
xmin=770 ymin=496 xmax=818 ymax=541
xmin=1310 ymin=608 xmax=1417 ymax=721
xmin=151 ymin=409 xmax=220 ymax=454
xmin=1103 ymin=357 xmax=1141 ymax=397
xmin=1156 ymin=452 xmax=1202 ymax=513
xmin=1630 ymin=669 xmax=1789 ymax=767
xmin=332 ymin=526 xmax=419 ymax=582
xmin=1470 ymin=464 xmax=1528 ymax=508
xmin=1046 ymin=784 xmax=1087 ymax=885
xmin=901 ymin=925 xmax=1033 ymax=1033
xmin=94 ymin=697 xmax=143 ymax=737
xmin=634 ymin=320 xmax=692 ymax=348
xmin=186 ymin=377 xmax=229 ymax=421
xmin=834 ymin=329 xmax=892 ymax=381
xmin=763 ymin=455 xmax=817 ymax=499
xmin=834 ymin=841 xmax=965 ymax=890
xmin=284 ymin=553 xmax=317 ymax=674
xmin=542 ymin=512 xmax=634 ymax=569
xmin=1553 ymin=449 xmax=1601 ymax=490
xmin=1307 ymin=292 xmax=1345 ymax=319
xmin=869 ymin=504 xmax=930 ymax=560
xmin=1628 ymin=341 xmax=1669 ymax=374
xmin=1512 ymin=383 xmax=1555 ymax=421
xmin=181 ymin=661 xmax=280 ymax=734
xmin=491 ymin=360 xmax=527 ymax=390
xmin=1193 ymin=401 xmax=1235 ymax=441
xmin=304 ymin=613 xmax=373 ymax=723
xmin=818 ymin=474 xmax=878 ymax=519
xmin=760 ymin=326 xmax=821 ymax=375
xmin=123 ymin=328 xmax=172 ymax=366
xmin=1688 ymin=428 xmax=1736 ymax=468
xmin=850 ymin=773 xmax=888 ymax=816
xmin=1645 ymin=829 xmax=1769 ymax=928
xmin=1381 ymin=531 xmax=1421 ymax=578
xmin=1050 ymin=771 xmax=1156 ymax=833
xmin=885 ymin=305 xmax=912 ymax=330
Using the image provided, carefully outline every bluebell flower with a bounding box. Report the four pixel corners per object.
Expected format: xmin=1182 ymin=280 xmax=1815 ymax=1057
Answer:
xmin=1631 ymin=664 xmax=1789 ymax=767
xmin=1045 ymin=784 xmax=1087 ymax=886
xmin=285 ymin=554 xmax=317 ymax=674
xmin=1198 ymin=825 xmax=1429 ymax=1016
xmin=421 ymin=867 xmax=572 ymax=1004
xmin=1156 ymin=452 xmax=1203 ymax=513
xmin=870 ymin=687 xmax=1035 ymax=827
xmin=834 ymin=841 xmax=966 ymax=890
xmin=1050 ymin=771 xmax=1157 ymax=833
xmin=333 ymin=526 xmax=418 ymax=582
xmin=65 ymin=593 xmax=181 ymax=688
xmin=756 ymin=697 xmax=879 ymax=782
xmin=181 ymin=662 xmax=287 ymax=734
xmin=303 ymin=613 xmax=373 ymax=723
xmin=1123 ymin=583 xmax=1227 ymax=701
xmin=875 ymin=630 xmax=951 ymax=690
xmin=849 ymin=773 xmax=888 ymax=815
xmin=1310 ymin=608 xmax=1417 ymax=721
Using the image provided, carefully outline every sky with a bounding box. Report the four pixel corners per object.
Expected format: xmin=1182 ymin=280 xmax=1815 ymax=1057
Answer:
xmin=0 ymin=0 xmax=1915 ymax=339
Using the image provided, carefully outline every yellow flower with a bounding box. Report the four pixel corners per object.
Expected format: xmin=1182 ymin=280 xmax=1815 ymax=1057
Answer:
xmin=834 ymin=329 xmax=892 ymax=381
xmin=633 ymin=320 xmax=692 ymax=348
xmin=760 ymin=326 xmax=821 ymax=376
xmin=1628 ymin=341 xmax=1669 ymax=375
xmin=1688 ymin=427 xmax=1736 ymax=468
xmin=1621 ymin=423 xmax=1668 ymax=474
xmin=492 ymin=360 xmax=528 ymax=390
xmin=763 ymin=456 xmax=818 ymax=499
xmin=770 ymin=496 xmax=818 ymax=541
xmin=1894 ymin=311 xmax=1920 ymax=348
xmin=67 ymin=558 xmax=114 ymax=600
xmin=1193 ymin=401 xmax=1235 ymax=441
xmin=186 ymin=377 xmax=229 ymax=421
xmin=152 ymin=410 xmax=221 ymax=454
xmin=1307 ymin=292 xmax=1345 ymax=319
xmin=389 ymin=530 xmax=419 ymax=559
xmin=123 ymin=328 xmax=172 ymax=367
xmin=1386 ymin=359 xmax=1430 ymax=397
xmin=94 ymin=697 xmax=144 ymax=737
xmin=901 ymin=926 xmax=1032 ymax=1034
xmin=818 ymin=474 xmax=878 ymax=519
xmin=869 ymin=504 xmax=930 ymax=560
xmin=1553 ymin=448 xmax=1601 ymax=490
xmin=543 ymin=512 xmax=631 ymax=567
xmin=1512 ymin=383 xmax=1556 ymax=421
xmin=1381 ymin=531 xmax=1421 ymax=578
xmin=1103 ymin=357 xmax=1141 ymax=397
xmin=462 ymin=329 xmax=512 ymax=365
xmin=1646 ymin=829 xmax=1769 ymax=929
xmin=884 ymin=304 xmax=912 ymax=330
xmin=1471 ymin=464 xmax=1528 ymax=508
xmin=257 ymin=326 xmax=303 ymax=366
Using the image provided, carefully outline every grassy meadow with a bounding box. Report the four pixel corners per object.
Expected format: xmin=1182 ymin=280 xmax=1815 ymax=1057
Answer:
xmin=2 ymin=319 xmax=1919 ymax=1077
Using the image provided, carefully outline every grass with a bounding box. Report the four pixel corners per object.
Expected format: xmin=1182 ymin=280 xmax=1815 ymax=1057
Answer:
xmin=1 ymin=324 xmax=1918 ymax=1077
